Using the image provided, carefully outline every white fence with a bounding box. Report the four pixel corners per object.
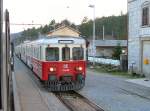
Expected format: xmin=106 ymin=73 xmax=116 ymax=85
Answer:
xmin=88 ymin=57 xmax=120 ymax=66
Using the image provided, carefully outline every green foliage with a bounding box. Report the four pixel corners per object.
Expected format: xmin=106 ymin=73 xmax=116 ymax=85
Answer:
xmin=79 ymin=14 xmax=127 ymax=39
xmin=112 ymin=43 xmax=122 ymax=60
xmin=41 ymin=25 xmax=49 ymax=34
xmin=15 ymin=14 xmax=127 ymax=45
xmin=61 ymin=19 xmax=71 ymax=26
xmin=79 ymin=20 xmax=93 ymax=37
xmin=81 ymin=16 xmax=89 ymax=23
xmin=21 ymin=27 xmax=39 ymax=41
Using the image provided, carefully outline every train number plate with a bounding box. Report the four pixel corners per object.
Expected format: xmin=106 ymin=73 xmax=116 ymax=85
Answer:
xmin=63 ymin=64 xmax=68 ymax=68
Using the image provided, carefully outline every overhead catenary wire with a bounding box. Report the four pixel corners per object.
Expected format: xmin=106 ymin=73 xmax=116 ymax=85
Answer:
xmin=10 ymin=23 xmax=44 ymax=26
xmin=9 ymin=23 xmax=57 ymax=26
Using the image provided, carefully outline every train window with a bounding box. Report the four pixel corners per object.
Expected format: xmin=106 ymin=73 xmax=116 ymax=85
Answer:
xmin=46 ymin=47 xmax=59 ymax=61
xmin=62 ymin=47 xmax=70 ymax=61
xmin=72 ymin=47 xmax=84 ymax=60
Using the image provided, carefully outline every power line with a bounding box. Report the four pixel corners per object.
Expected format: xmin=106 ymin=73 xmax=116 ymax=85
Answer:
xmin=10 ymin=23 xmax=44 ymax=26
xmin=9 ymin=23 xmax=56 ymax=27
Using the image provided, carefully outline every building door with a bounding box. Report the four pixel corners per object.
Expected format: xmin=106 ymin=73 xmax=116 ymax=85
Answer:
xmin=142 ymin=41 xmax=150 ymax=78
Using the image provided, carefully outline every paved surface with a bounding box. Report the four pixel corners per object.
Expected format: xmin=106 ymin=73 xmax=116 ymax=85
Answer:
xmin=14 ymin=57 xmax=69 ymax=111
xmin=14 ymin=57 xmax=150 ymax=111
xmin=127 ymin=78 xmax=150 ymax=88
xmin=78 ymin=69 xmax=150 ymax=111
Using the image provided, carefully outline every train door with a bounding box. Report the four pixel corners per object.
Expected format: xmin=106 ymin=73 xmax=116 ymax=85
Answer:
xmin=62 ymin=47 xmax=70 ymax=61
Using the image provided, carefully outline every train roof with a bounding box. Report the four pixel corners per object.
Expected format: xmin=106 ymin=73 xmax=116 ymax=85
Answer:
xmin=20 ymin=36 xmax=86 ymax=46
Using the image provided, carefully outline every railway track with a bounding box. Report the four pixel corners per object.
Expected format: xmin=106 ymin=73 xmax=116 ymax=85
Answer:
xmin=18 ymin=58 xmax=104 ymax=111
xmin=54 ymin=91 xmax=105 ymax=111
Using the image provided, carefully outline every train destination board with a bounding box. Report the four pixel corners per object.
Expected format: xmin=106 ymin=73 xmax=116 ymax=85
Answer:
xmin=58 ymin=40 xmax=74 ymax=44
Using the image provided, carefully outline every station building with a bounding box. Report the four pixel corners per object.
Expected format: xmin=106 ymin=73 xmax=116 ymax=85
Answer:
xmin=47 ymin=25 xmax=80 ymax=37
xmin=88 ymin=40 xmax=127 ymax=58
xmin=128 ymin=0 xmax=150 ymax=77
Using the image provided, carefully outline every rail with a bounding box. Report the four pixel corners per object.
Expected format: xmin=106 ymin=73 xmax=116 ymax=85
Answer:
xmin=54 ymin=91 xmax=105 ymax=111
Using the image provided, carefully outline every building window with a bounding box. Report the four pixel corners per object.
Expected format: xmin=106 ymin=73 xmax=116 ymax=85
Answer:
xmin=142 ymin=7 xmax=149 ymax=26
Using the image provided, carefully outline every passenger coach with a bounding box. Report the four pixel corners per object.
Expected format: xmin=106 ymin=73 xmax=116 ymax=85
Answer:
xmin=15 ymin=36 xmax=87 ymax=91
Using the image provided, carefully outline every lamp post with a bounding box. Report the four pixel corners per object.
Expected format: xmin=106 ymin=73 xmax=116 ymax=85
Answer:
xmin=89 ymin=4 xmax=96 ymax=66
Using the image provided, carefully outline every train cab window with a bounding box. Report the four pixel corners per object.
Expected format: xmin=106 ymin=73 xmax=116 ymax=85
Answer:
xmin=72 ymin=47 xmax=84 ymax=60
xmin=46 ymin=47 xmax=59 ymax=61
xmin=62 ymin=47 xmax=70 ymax=61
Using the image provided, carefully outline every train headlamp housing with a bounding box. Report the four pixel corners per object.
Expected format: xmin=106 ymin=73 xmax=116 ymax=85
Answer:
xmin=75 ymin=66 xmax=83 ymax=71
xmin=49 ymin=67 xmax=56 ymax=72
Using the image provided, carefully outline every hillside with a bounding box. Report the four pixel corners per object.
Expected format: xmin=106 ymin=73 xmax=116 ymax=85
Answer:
xmin=79 ymin=14 xmax=127 ymax=40
xmin=13 ymin=14 xmax=127 ymax=44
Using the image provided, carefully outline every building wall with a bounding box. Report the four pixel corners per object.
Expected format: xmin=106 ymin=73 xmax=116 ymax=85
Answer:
xmin=48 ymin=27 xmax=79 ymax=37
xmin=88 ymin=40 xmax=127 ymax=58
xmin=96 ymin=47 xmax=114 ymax=58
xmin=128 ymin=0 xmax=150 ymax=76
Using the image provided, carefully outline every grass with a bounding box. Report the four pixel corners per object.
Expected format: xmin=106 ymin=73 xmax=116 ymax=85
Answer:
xmin=88 ymin=65 xmax=144 ymax=79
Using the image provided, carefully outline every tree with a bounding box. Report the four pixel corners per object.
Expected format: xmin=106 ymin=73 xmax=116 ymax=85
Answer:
xmin=49 ymin=19 xmax=56 ymax=25
xmin=61 ymin=19 xmax=71 ymax=26
xmin=79 ymin=20 xmax=93 ymax=38
xmin=112 ymin=43 xmax=122 ymax=60
xmin=79 ymin=14 xmax=127 ymax=39
xmin=82 ymin=16 xmax=89 ymax=23
xmin=41 ymin=25 xmax=49 ymax=34
xmin=49 ymin=19 xmax=56 ymax=30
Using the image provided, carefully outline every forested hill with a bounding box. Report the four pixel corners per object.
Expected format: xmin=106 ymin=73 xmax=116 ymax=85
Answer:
xmin=13 ymin=14 xmax=127 ymax=44
xmin=79 ymin=14 xmax=127 ymax=40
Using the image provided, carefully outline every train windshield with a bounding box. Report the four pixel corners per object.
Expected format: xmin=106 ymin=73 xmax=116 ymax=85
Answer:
xmin=62 ymin=47 xmax=70 ymax=61
xmin=72 ymin=47 xmax=84 ymax=60
xmin=46 ymin=47 xmax=59 ymax=61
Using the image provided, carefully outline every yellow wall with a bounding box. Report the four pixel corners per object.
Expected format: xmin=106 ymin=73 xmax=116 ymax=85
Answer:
xmin=48 ymin=27 xmax=79 ymax=37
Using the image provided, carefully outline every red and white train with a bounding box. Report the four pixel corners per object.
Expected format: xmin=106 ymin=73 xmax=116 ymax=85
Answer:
xmin=15 ymin=36 xmax=87 ymax=91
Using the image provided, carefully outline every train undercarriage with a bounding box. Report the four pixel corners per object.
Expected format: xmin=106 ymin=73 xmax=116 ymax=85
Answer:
xmin=44 ymin=78 xmax=85 ymax=91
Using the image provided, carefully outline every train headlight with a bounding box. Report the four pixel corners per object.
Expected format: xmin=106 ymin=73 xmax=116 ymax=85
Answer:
xmin=78 ymin=67 xmax=82 ymax=71
xmin=49 ymin=67 xmax=56 ymax=72
xmin=76 ymin=66 xmax=83 ymax=71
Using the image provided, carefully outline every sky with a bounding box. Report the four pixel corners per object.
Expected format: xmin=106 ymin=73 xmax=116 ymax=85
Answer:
xmin=4 ymin=0 xmax=127 ymax=33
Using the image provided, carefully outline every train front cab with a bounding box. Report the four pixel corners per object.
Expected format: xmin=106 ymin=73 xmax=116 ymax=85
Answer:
xmin=33 ymin=44 xmax=86 ymax=91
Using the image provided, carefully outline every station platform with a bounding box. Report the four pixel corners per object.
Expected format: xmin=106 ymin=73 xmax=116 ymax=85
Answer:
xmin=12 ymin=57 xmax=69 ymax=111
xmin=13 ymin=57 xmax=50 ymax=111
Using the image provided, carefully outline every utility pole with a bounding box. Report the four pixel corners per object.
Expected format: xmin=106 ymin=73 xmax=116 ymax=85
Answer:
xmin=0 ymin=0 xmax=3 ymax=109
xmin=112 ymin=30 xmax=114 ymax=38
xmin=89 ymin=4 xmax=96 ymax=66
xmin=103 ymin=25 xmax=105 ymax=40
xmin=0 ymin=1 xmax=9 ymax=111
